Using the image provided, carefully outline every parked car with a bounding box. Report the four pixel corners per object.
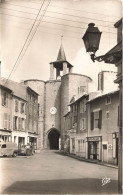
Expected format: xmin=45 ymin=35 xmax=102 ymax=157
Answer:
xmin=18 ymin=144 xmax=34 ymax=156
xmin=0 ymin=142 xmax=18 ymax=157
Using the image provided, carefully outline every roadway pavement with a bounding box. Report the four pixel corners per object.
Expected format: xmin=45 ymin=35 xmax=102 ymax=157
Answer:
xmin=0 ymin=150 xmax=118 ymax=194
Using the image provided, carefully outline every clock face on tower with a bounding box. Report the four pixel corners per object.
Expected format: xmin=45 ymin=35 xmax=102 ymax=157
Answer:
xmin=50 ymin=107 xmax=57 ymax=115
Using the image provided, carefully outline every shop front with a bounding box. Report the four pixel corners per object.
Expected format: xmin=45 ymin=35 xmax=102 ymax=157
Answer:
xmin=87 ymin=136 xmax=102 ymax=161
xmin=28 ymin=133 xmax=38 ymax=150
xmin=0 ymin=130 xmax=12 ymax=142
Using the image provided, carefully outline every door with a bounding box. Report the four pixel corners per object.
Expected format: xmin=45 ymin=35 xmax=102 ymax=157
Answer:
xmin=88 ymin=142 xmax=99 ymax=160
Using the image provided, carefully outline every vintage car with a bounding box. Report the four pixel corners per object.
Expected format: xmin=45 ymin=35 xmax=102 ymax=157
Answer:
xmin=18 ymin=145 xmax=34 ymax=156
xmin=0 ymin=142 xmax=18 ymax=157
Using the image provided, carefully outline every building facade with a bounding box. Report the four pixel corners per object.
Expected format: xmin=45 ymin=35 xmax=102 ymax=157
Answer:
xmin=87 ymin=90 xmax=119 ymax=165
xmin=0 ymin=84 xmax=12 ymax=142
xmin=0 ymin=78 xmax=39 ymax=150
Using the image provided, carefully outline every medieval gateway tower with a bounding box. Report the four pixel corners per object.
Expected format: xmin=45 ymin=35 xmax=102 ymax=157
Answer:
xmin=23 ymin=45 xmax=92 ymax=150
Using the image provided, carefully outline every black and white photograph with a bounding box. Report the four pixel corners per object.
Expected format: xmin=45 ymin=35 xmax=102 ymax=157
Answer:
xmin=0 ymin=0 xmax=122 ymax=194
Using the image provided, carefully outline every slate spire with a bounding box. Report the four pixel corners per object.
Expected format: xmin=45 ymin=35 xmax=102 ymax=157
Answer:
xmin=57 ymin=44 xmax=66 ymax=61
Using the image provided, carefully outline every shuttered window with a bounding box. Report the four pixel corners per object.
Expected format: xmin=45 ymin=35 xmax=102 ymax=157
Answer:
xmin=18 ymin=117 xmax=22 ymax=130
xmin=13 ymin=116 xmax=18 ymax=130
xmin=2 ymin=91 xmax=8 ymax=106
xmin=15 ymin=100 xmax=19 ymax=112
xmin=4 ymin=113 xmax=8 ymax=129
xmin=91 ymin=112 xmax=94 ymax=130
xmin=91 ymin=110 xmax=102 ymax=130
xmin=20 ymin=103 xmax=25 ymax=114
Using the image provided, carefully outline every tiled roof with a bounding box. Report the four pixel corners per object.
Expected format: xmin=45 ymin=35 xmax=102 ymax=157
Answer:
xmin=0 ymin=78 xmax=27 ymax=101
xmin=87 ymin=90 xmax=119 ymax=103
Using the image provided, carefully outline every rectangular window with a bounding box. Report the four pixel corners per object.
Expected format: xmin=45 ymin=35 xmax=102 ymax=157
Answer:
xmin=18 ymin=117 xmax=22 ymax=130
xmin=80 ymin=118 xmax=86 ymax=130
xmin=106 ymin=96 xmax=111 ymax=105
xmin=91 ymin=110 xmax=102 ymax=130
xmin=80 ymin=99 xmax=86 ymax=113
xmin=20 ymin=102 xmax=25 ymax=114
xmin=13 ymin=116 xmax=18 ymax=130
xmin=2 ymin=91 xmax=8 ymax=107
xmin=80 ymin=86 xmax=86 ymax=94
xmin=29 ymin=118 xmax=32 ymax=132
xmin=4 ymin=113 xmax=8 ymax=129
xmin=15 ymin=100 xmax=19 ymax=112
xmin=21 ymin=118 xmax=25 ymax=130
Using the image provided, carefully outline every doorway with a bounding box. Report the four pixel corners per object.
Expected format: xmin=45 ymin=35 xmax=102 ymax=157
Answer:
xmin=88 ymin=141 xmax=99 ymax=160
xmin=48 ymin=129 xmax=60 ymax=150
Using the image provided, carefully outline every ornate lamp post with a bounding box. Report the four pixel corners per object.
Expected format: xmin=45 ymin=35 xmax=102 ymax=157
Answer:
xmin=82 ymin=21 xmax=122 ymax=194
xmin=82 ymin=23 xmax=121 ymax=63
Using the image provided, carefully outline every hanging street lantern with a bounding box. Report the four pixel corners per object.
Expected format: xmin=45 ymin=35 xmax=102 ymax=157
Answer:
xmin=82 ymin=23 xmax=121 ymax=62
xmin=82 ymin=23 xmax=102 ymax=54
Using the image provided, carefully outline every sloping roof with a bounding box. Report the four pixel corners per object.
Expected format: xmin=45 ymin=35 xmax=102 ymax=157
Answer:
xmin=0 ymin=78 xmax=27 ymax=101
xmin=0 ymin=84 xmax=12 ymax=93
xmin=68 ymin=93 xmax=88 ymax=106
xmin=114 ymin=18 xmax=122 ymax=28
xmin=87 ymin=90 xmax=119 ymax=104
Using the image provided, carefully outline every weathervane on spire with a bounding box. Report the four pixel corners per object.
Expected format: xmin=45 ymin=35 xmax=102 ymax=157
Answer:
xmin=61 ymin=35 xmax=63 ymax=44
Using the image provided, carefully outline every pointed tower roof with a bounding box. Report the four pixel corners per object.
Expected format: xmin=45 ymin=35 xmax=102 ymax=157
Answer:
xmin=50 ymin=44 xmax=73 ymax=70
xmin=57 ymin=44 xmax=66 ymax=61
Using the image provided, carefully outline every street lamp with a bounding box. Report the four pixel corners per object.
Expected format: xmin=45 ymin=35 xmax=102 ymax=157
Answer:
xmin=82 ymin=23 xmax=121 ymax=62
xmin=82 ymin=21 xmax=122 ymax=194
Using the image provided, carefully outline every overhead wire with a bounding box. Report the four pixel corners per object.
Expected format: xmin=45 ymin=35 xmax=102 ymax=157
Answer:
xmin=5 ymin=0 xmax=51 ymax=83
xmin=4 ymin=0 xmax=120 ymax=19
xmin=0 ymin=12 xmax=117 ymax=35
xmin=0 ymin=16 xmax=116 ymax=40
xmin=1 ymin=2 xmax=117 ymax=24
xmin=0 ymin=6 xmax=115 ymax=28
xmin=7 ymin=0 xmax=52 ymax=80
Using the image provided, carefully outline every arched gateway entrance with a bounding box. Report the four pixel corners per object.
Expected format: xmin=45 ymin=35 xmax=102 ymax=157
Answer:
xmin=48 ymin=129 xmax=60 ymax=150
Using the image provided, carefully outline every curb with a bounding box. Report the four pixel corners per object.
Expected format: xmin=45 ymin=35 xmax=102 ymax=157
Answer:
xmin=56 ymin=151 xmax=118 ymax=169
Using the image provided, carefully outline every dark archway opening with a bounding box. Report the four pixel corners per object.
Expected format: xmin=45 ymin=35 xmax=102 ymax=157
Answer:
xmin=48 ymin=129 xmax=60 ymax=150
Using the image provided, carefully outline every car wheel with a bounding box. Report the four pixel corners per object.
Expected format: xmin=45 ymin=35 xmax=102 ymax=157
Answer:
xmin=12 ymin=152 xmax=17 ymax=157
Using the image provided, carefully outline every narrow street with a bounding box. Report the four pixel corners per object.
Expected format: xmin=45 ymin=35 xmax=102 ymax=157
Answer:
xmin=0 ymin=150 xmax=118 ymax=194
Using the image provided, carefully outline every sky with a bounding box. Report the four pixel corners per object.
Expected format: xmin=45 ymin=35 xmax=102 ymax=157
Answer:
xmin=0 ymin=0 xmax=122 ymax=86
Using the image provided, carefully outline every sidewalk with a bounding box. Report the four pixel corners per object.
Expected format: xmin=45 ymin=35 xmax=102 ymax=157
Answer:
xmin=55 ymin=150 xmax=118 ymax=169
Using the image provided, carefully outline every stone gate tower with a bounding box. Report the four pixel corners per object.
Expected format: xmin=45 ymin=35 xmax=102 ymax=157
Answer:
xmin=24 ymin=44 xmax=92 ymax=150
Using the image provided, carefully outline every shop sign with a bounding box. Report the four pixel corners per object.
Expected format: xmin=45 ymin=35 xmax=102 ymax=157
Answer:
xmin=87 ymin=136 xmax=101 ymax=141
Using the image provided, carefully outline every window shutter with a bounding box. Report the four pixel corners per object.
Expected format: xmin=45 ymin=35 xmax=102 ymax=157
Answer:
xmin=91 ymin=112 xmax=94 ymax=130
xmin=13 ymin=116 xmax=15 ymax=130
xmin=4 ymin=113 xmax=8 ymax=129
xmin=2 ymin=91 xmax=4 ymax=106
xmin=99 ymin=110 xmax=102 ymax=129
